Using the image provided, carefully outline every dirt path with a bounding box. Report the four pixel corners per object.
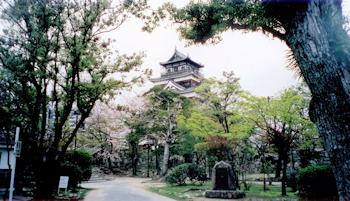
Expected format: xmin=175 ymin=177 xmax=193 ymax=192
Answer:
xmin=82 ymin=177 xmax=175 ymax=201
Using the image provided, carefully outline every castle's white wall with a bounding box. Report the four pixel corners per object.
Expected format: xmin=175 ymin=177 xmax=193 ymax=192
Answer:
xmin=0 ymin=147 xmax=15 ymax=169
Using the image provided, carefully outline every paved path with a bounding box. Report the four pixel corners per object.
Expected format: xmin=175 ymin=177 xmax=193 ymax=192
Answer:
xmin=82 ymin=177 xmax=176 ymax=201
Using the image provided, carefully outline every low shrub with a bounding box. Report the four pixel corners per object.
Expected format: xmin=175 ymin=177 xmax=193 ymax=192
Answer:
xmin=187 ymin=163 xmax=207 ymax=183
xmin=60 ymin=162 xmax=83 ymax=188
xmin=65 ymin=149 xmax=93 ymax=181
xmin=165 ymin=164 xmax=188 ymax=185
xmin=165 ymin=163 xmax=207 ymax=185
xmin=59 ymin=149 xmax=93 ymax=189
xmin=298 ymin=164 xmax=337 ymax=198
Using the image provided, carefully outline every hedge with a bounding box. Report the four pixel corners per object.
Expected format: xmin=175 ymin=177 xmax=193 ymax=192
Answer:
xmin=298 ymin=164 xmax=337 ymax=198
xmin=165 ymin=163 xmax=207 ymax=185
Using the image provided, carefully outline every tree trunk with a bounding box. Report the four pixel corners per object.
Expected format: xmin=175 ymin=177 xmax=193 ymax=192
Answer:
xmin=284 ymin=1 xmax=350 ymax=199
xmin=289 ymin=150 xmax=297 ymax=192
xmin=147 ymin=147 xmax=150 ymax=177
xmin=130 ymin=142 xmax=138 ymax=176
xmin=275 ymin=154 xmax=282 ymax=178
xmin=162 ymin=142 xmax=170 ymax=176
xmin=263 ymin=174 xmax=267 ymax=192
xmin=162 ymin=103 xmax=173 ymax=176
xmin=281 ymin=157 xmax=287 ymax=196
xmin=35 ymin=155 xmax=60 ymax=198
xmin=155 ymin=148 xmax=160 ymax=175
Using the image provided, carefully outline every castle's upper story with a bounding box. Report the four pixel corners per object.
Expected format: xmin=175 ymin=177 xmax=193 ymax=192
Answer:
xmin=150 ymin=49 xmax=204 ymax=98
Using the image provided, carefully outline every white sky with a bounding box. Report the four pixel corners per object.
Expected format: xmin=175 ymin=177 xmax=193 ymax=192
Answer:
xmin=109 ymin=0 xmax=350 ymax=100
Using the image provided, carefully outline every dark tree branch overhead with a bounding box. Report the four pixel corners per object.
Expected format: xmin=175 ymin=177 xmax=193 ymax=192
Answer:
xmin=261 ymin=25 xmax=286 ymax=41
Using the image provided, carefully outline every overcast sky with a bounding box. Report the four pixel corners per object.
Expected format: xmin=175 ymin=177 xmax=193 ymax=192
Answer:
xmin=107 ymin=0 xmax=350 ymax=101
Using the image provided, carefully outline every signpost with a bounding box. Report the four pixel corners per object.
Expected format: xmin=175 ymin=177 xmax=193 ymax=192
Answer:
xmin=58 ymin=176 xmax=69 ymax=194
xmin=15 ymin=141 xmax=21 ymax=157
xmin=9 ymin=127 xmax=20 ymax=201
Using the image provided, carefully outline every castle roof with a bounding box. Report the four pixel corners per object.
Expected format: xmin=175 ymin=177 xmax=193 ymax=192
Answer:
xmin=160 ymin=49 xmax=204 ymax=68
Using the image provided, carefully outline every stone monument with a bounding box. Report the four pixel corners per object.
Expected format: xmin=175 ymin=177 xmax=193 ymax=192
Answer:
xmin=205 ymin=161 xmax=245 ymax=199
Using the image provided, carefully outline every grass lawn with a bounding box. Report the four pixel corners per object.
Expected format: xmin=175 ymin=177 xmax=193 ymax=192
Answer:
xmin=149 ymin=181 xmax=298 ymax=201
xmin=149 ymin=182 xmax=211 ymax=201
xmin=245 ymin=183 xmax=297 ymax=199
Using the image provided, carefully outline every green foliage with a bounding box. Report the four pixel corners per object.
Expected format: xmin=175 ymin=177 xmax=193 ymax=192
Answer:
xmin=60 ymin=162 xmax=83 ymax=189
xmin=206 ymin=135 xmax=235 ymax=161
xmin=260 ymin=161 xmax=273 ymax=174
xmin=165 ymin=164 xmax=189 ymax=185
xmin=178 ymin=111 xmax=223 ymax=137
xmin=65 ymin=150 xmax=93 ymax=181
xmin=177 ymin=72 xmax=255 ymax=164
xmin=172 ymin=128 xmax=199 ymax=157
xmin=165 ymin=163 xmax=207 ymax=185
xmin=243 ymin=85 xmax=316 ymax=154
xmin=60 ymin=149 xmax=93 ymax=189
xmin=147 ymin=87 xmax=185 ymax=125
xmin=187 ymin=163 xmax=207 ymax=183
xmin=171 ymin=1 xmax=279 ymax=44
xmin=0 ymin=75 xmax=15 ymax=128
xmin=194 ymin=71 xmax=242 ymax=134
xmin=192 ymin=72 xmax=253 ymax=139
xmin=236 ymin=138 xmax=257 ymax=174
xmin=298 ymin=164 xmax=337 ymax=198
xmin=126 ymin=120 xmax=148 ymax=144
xmin=140 ymin=0 xmax=289 ymax=45
xmin=179 ymin=71 xmax=251 ymax=140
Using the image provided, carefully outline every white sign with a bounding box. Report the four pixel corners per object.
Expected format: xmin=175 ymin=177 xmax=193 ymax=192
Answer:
xmin=58 ymin=176 xmax=69 ymax=189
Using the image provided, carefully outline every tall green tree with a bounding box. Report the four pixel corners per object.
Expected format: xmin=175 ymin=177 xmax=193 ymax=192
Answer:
xmin=195 ymin=71 xmax=242 ymax=134
xmin=146 ymin=87 xmax=190 ymax=175
xmin=244 ymin=86 xmax=316 ymax=196
xmin=0 ymin=0 xmax=148 ymax=197
xmin=179 ymin=72 xmax=253 ymax=182
xmin=148 ymin=1 xmax=350 ymax=199
xmin=194 ymin=72 xmax=250 ymax=162
xmin=125 ymin=108 xmax=149 ymax=176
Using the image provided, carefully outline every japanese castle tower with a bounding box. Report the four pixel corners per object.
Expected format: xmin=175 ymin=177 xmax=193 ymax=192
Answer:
xmin=150 ymin=49 xmax=204 ymax=98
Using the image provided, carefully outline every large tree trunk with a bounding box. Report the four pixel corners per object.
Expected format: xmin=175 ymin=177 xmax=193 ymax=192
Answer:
xmin=162 ymin=142 xmax=170 ymax=176
xmin=275 ymin=153 xmax=282 ymax=178
xmin=281 ymin=156 xmax=288 ymax=196
xmin=35 ymin=158 xmax=60 ymax=198
xmin=283 ymin=1 xmax=350 ymax=200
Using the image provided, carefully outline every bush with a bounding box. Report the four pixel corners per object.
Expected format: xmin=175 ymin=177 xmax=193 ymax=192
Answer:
xmin=65 ymin=149 xmax=93 ymax=181
xmin=165 ymin=163 xmax=207 ymax=185
xmin=165 ymin=164 xmax=189 ymax=185
xmin=298 ymin=164 xmax=337 ymax=198
xmin=60 ymin=162 xmax=83 ymax=188
xmin=187 ymin=163 xmax=207 ymax=183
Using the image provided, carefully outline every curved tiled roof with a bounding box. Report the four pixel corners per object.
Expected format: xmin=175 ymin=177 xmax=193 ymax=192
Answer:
xmin=160 ymin=49 xmax=203 ymax=68
xmin=150 ymin=70 xmax=201 ymax=83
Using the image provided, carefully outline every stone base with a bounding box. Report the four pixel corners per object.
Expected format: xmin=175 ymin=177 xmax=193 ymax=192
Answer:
xmin=205 ymin=190 xmax=246 ymax=199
